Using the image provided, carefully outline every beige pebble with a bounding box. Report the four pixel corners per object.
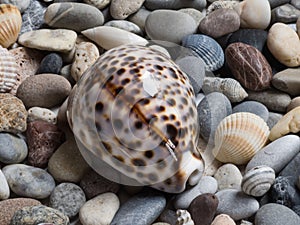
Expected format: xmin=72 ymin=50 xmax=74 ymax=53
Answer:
xmin=27 ymin=107 xmax=57 ymax=124
xmin=110 ymin=0 xmax=145 ymax=19
xmin=272 ymin=68 xmax=300 ymax=96
xmin=269 ymin=106 xmax=300 ymax=141
xmin=214 ymin=163 xmax=242 ymax=190
xmin=287 ymin=97 xmax=300 ymax=112
xmin=211 ymin=214 xmax=236 ymax=225
xmin=267 ymin=23 xmax=300 ymax=67
xmin=297 ymin=16 xmax=300 ymax=37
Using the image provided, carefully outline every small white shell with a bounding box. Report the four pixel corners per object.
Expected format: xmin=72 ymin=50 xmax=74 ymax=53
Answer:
xmin=212 ymin=112 xmax=270 ymax=165
xmin=202 ymin=77 xmax=248 ymax=103
xmin=176 ymin=209 xmax=195 ymax=225
xmin=27 ymin=107 xmax=57 ymax=124
xmin=242 ymin=165 xmax=275 ymax=197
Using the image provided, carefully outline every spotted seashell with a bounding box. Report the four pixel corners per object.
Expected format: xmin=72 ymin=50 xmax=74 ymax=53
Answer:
xmin=0 ymin=46 xmax=19 ymax=93
xmin=212 ymin=112 xmax=270 ymax=165
xmin=176 ymin=209 xmax=195 ymax=225
xmin=67 ymin=44 xmax=204 ymax=193
xmin=207 ymin=1 xmax=240 ymax=14
xmin=182 ymin=34 xmax=224 ymax=71
xmin=202 ymin=77 xmax=248 ymax=103
xmin=242 ymin=165 xmax=275 ymax=197
xmin=0 ymin=4 xmax=22 ymax=48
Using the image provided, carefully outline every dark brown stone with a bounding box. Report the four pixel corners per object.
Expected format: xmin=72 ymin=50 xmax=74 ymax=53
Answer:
xmin=225 ymin=42 xmax=273 ymax=91
xmin=188 ymin=193 xmax=219 ymax=225
xmin=26 ymin=120 xmax=65 ymax=168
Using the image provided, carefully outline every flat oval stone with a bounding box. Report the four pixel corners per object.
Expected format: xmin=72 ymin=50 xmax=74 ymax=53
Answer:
xmin=199 ymin=8 xmax=240 ymax=38
xmin=271 ymin=4 xmax=300 ymax=23
xmin=2 ymin=164 xmax=56 ymax=199
xmin=272 ymin=68 xmax=300 ymax=96
xmin=44 ymin=3 xmax=104 ymax=32
xmin=214 ymin=163 xmax=243 ymax=190
xmin=145 ymin=10 xmax=197 ymax=44
xmin=36 ymin=53 xmax=63 ymax=74
xmin=144 ymin=0 xmax=207 ymax=10
xmin=17 ymin=74 xmax=71 ymax=108
xmin=225 ymin=42 xmax=272 ymax=91
xmin=233 ymin=101 xmax=269 ymax=122
xmin=0 ymin=169 xmax=9 ymax=200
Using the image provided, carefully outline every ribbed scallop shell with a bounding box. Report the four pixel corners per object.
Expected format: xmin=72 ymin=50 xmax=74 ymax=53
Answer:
xmin=242 ymin=165 xmax=275 ymax=197
xmin=182 ymin=34 xmax=224 ymax=71
xmin=207 ymin=1 xmax=240 ymax=14
xmin=202 ymin=77 xmax=248 ymax=103
xmin=0 ymin=46 xmax=18 ymax=93
xmin=0 ymin=4 xmax=22 ymax=48
xmin=212 ymin=112 xmax=270 ymax=165
xmin=176 ymin=209 xmax=195 ymax=225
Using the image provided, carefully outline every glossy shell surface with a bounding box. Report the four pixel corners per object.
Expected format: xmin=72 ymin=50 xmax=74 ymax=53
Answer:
xmin=176 ymin=209 xmax=195 ymax=225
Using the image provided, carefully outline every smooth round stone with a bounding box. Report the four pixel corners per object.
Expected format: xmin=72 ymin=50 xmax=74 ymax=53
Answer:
xmin=144 ymin=0 xmax=207 ymax=10
xmin=128 ymin=7 xmax=151 ymax=31
xmin=288 ymin=97 xmax=300 ymax=111
xmin=2 ymin=164 xmax=55 ymax=199
xmin=272 ymin=68 xmax=300 ymax=96
xmin=246 ymin=89 xmax=291 ymax=113
xmin=11 ymin=205 xmax=69 ymax=225
xmin=110 ymin=0 xmax=145 ymax=19
xmin=0 ymin=133 xmax=28 ymax=164
xmin=44 ymin=3 xmax=104 ymax=32
xmin=104 ymin=20 xmax=143 ymax=35
xmin=291 ymin=0 xmax=300 ymax=9
xmin=174 ymin=176 xmax=218 ymax=209
xmin=267 ymin=112 xmax=283 ymax=129
xmin=17 ymin=74 xmax=71 ymax=108
xmin=227 ymin=29 xmax=268 ymax=52
xmin=233 ymin=101 xmax=269 ymax=122
xmin=267 ymin=22 xmax=300 ymax=67
xmin=255 ymin=203 xmax=300 ymax=225
xmin=0 ymin=198 xmax=41 ymax=225
xmin=48 ymin=138 xmax=90 ymax=183
xmin=199 ymin=8 xmax=240 ymax=38
xmin=36 ymin=53 xmax=63 ymax=74
xmin=83 ymin=0 xmax=111 ymax=9
xmin=197 ymin=92 xmax=232 ymax=142
xmin=211 ymin=214 xmax=236 ymax=225
xmin=110 ymin=190 xmax=166 ymax=225
xmin=0 ymin=0 xmax=30 ymax=13
xmin=246 ymin=135 xmax=300 ymax=173
xmin=216 ymin=189 xmax=259 ymax=221
xmin=214 ymin=164 xmax=243 ymax=191
xmin=0 ymin=169 xmax=9 ymax=200
xmin=271 ymin=4 xmax=300 ymax=23
xmin=50 ymin=183 xmax=86 ymax=218
xmin=188 ymin=193 xmax=219 ymax=225
xmin=145 ymin=10 xmax=197 ymax=44
xmin=79 ymin=193 xmax=120 ymax=225
xmin=179 ymin=8 xmax=204 ymax=25
xmin=27 ymin=107 xmax=57 ymax=124
xmin=225 ymin=42 xmax=272 ymax=91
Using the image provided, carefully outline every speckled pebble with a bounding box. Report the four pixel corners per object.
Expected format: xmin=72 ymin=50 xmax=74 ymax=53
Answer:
xmin=27 ymin=107 xmax=57 ymax=124
xmin=211 ymin=214 xmax=236 ymax=225
xmin=36 ymin=53 xmax=63 ymax=75
xmin=110 ymin=0 xmax=145 ymax=19
xmin=0 ymin=169 xmax=9 ymax=200
xmin=232 ymin=101 xmax=269 ymax=122
xmin=214 ymin=164 xmax=243 ymax=191
xmin=267 ymin=112 xmax=283 ymax=129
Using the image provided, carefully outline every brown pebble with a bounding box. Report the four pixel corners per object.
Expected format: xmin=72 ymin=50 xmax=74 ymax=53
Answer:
xmin=287 ymin=97 xmax=300 ymax=112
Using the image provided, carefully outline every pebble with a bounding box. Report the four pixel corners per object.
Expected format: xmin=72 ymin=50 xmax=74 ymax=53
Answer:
xmin=246 ymin=89 xmax=291 ymax=113
xmin=216 ymin=189 xmax=259 ymax=221
xmin=80 ymin=169 xmax=120 ymax=199
xmin=18 ymin=29 xmax=77 ymax=53
xmin=104 ymin=20 xmax=143 ymax=35
xmin=0 ymin=0 xmax=30 ymax=13
xmin=291 ymin=0 xmax=300 ymax=9
xmin=110 ymin=0 xmax=145 ymax=19
xmin=246 ymin=135 xmax=300 ymax=173
xmin=110 ymin=190 xmax=166 ymax=225
xmin=128 ymin=7 xmax=151 ymax=31
xmin=36 ymin=53 xmax=63 ymax=74
xmin=272 ymin=68 xmax=300 ymax=96
xmin=174 ymin=176 xmax=218 ymax=209
xmin=159 ymin=209 xmax=177 ymax=225
xmin=179 ymin=8 xmax=204 ymax=25
xmin=152 ymin=223 xmax=170 ymax=225
xmin=0 ymin=198 xmax=41 ymax=225
xmin=214 ymin=164 xmax=243 ymax=191
xmin=27 ymin=107 xmax=57 ymax=124
xmin=211 ymin=214 xmax=236 ymax=225
xmin=268 ymin=0 xmax=291 ymax=8
xmin=79 ymin=192 xmax=120 ymax=225
xmin=0 ymin=133 xmax=27 ymax=164
xmin=199 ymin=8 xmax=240 ymax=38
xmin=298 ymin=176 xmax=300 ymax=190
xmin=44 ymin=3 xmax=104 ymax=32
xmin=144 ymin=0 xmax=207 ymax=10
xmin=2 ymin=164 xmax=56 ymax=199
xmin=279 ymin=152 xmax=300 ymax=188
xmin=49 ymin=183 xmax=86 ymax=218
xmin=267 ymin=112 xmax=283 ymax=129
xmin=288 ymin=97 xmax=300 ymax=111
xmin=71 ymin=42 xmax=100 ymax=81
xmin=83 ymin=0 xmax=111 ymax=9
xmin=267 ymin=22 xmax=300 ymax=67
xmin=145 ymin=10 xmax=197 ymax=44
xmin=10 ymin=205 xmax=69 ymax=225
xmin=271 ymin=4 xmax=300 ymax=23
xmin=197 ymin=92 xmax=232 ymax=142
xmin=0 ymin=169 xmax=9 ymax=200
xmin=255 ymin=203 xmax=300 ymax=225
xmin=48 ymin=137 xmax=90 ymax=183
xmin=26 ymin=120 xmax=65 ymax=168
xmin=17 ymin=74 xmax=71 ymax=108
xmin=232 ymin=101 xmax=269 ymax=122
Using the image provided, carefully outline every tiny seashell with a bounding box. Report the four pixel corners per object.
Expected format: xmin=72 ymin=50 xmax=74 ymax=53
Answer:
xmin=242 ymin=165 xmax=275 ymax=197
xmin=182 ymin=34 xmax=224 ymax=71
xmin=0 ymin=4 xmax=22 ymax=48
xmin=212 ymin=112 xmax=270 ymax=165
xmin=0 ymin=46 xmax=19 ymax=93
xmin=202 ymin=77 xmax=248 ymax=103
xmin=207 ymin=1 xmax=240 ymax=14
xmin=176 ymin=209 xmax=195 ymax=225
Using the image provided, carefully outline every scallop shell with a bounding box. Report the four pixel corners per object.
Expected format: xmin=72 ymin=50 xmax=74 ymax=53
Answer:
xmin=202 ymin=77 xmax=248 ymax=103
xmin=242 ymin=165 xmax=275 ymax=197
xmin=176 ymin=209 xmax=195 ymax=225
xmin=0 ymin=4 xmax=22 ymax=48
xmin=0 ymin=46 xmax=19 ymax=93
xmin=182 ymin=34 xmax=224 ymax=71
xmin=207 ymin=1 xmax=240 ymax=14
xmin=212 ymin=112 xmax=270 ymax=165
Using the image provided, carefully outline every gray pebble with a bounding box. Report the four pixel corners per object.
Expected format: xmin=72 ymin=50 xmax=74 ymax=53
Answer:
xmin=128 ymin=7 xmax=151 ymax=31
xmin=291 ymin=0 xmax=300 ymax=9
xmin=0 ymin=0 xmax=30 ymax=13
xmin=232 ymin=101 xmax=269 ymax=122
xmin=298 ymin=176 xmax=300 ymax=190
xmin=0 ymin=169 xmax=9 ymax=200
xmin=271 ymin=4 xmax=300 ymax=23
xmin=104 ymin=20 xmax=143 ymax=35
xmin=267 ymin=112 xmax=283 ymax=129
xmin=36 ymin=53 xmax=63 ymax=74
xmin=279 ymin=152 xmax=300 ymax=190
xmin=144 ymin=0 xmax=206 ymax=10
xmin=178 ymin=8 xmax=205 ymax=25
xmin=268 ymin=0 xmax=291 ymax=9
xmin=214 ymin=163 xmax=242 ymax=191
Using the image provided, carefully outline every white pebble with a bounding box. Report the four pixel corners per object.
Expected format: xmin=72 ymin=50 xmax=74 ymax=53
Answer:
xmin=28 ymin=107 xmax=57 ymax=124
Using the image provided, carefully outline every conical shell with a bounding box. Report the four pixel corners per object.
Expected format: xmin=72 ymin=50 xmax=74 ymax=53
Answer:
xmin=212 ymin=112 xmax=270 ymax=165
xmin=0 ymin=4 xmax=22 ymax=48
xmin=242 ymin=165 xmax=275 ymax=197
xmin=176 ymin=209 xmax=195 ymax=225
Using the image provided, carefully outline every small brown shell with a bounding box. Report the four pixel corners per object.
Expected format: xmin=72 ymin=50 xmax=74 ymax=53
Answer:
xmin=212 ymin=112 xmax=270 ymax=165
xmin=0 ymin=4 xmax=22 ymax=48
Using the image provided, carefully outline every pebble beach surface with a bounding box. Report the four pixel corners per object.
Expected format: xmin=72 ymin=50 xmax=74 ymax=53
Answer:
xmin=0 ymin=0 xmax=300 ymax=225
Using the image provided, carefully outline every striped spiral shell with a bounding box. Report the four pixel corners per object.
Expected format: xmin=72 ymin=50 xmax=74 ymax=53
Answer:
xmin=176 ymin=209 xmax=195 ymax=225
